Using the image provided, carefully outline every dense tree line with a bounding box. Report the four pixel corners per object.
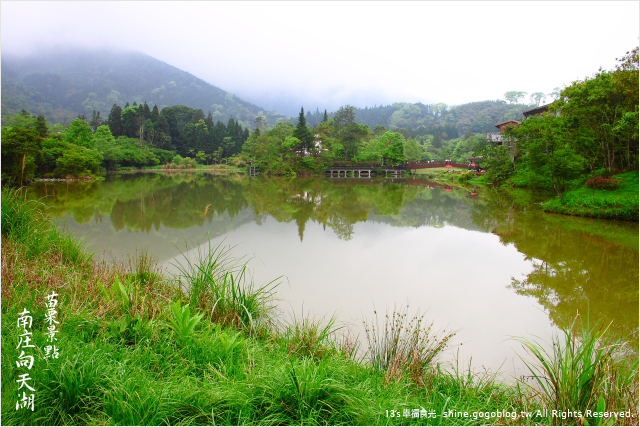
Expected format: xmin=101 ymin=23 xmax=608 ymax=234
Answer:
xmin=1 ymin=101 xmax=251 ymax=183
xmin=242 ymin=104 xmax=488 ymax=174
xmin=107 ymin=102 xmax=249 ymax=161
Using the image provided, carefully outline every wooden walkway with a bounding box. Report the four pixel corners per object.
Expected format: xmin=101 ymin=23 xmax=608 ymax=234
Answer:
xmin=324 ymin=166 xmax=410 ymax=177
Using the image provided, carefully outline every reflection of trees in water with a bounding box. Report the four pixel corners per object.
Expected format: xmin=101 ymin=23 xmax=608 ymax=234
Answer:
xmin=242 ymin=178 xmax=479 ymax=241
xmin=473 ymin=190 xmax=639 ymax=345
xmin=30 ymin=173 xmax=249 ymax=232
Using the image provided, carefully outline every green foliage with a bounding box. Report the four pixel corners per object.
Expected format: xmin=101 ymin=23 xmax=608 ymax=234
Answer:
xmin=167 ymin=300 xmax=204 ymax=344
xmin=380 ymin=131 xmax=406 ymax=164
xmin=172 ymin=240 xmax=279 ymax=331
xmin=95 ymin=137 xmax=161 ymax=170
xmin=543 ymin=189 xmax=639 ymax=220
xmin=293 ymin=107 xmax=314 ymax=153
xmin=480 ymin=144 xmax=515 ymax=185
xmin=63 ymin=118 xmax=94 ymax=148
xmin=517 ymin=314 xmax=636 ymax=425
xmin=555 ymin=55 xmax=639 ymax=173
xmin=511 ymin=113 xmax=587 ymax=199
xmin=166 ymin=154 xmax=197 ymax=169
xmin=333 ymin=105 xmax=356 ymax=130
xmin=403 ymin=138 xmax=425 ymax=162
xmin=281 ymin=136 xmax=300 ymax=159
xmin=1 ymin=187 xmax=87 ymax=263
xmin=93 ymin=125 xmax=115 ymax=143
xmin=55 ymin=145 xmax=102 ymax=177
xmin=1 ymin=126 xmax=42 ymax=184
xmin=40 ymin=138 xmax=69 ymax=175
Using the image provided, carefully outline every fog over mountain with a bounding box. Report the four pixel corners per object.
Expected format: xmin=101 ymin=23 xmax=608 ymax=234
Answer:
xmin=2 ymin=2 xmax=638 ymax=118
xmin=1 ymin=47 xmax=287 ymax=127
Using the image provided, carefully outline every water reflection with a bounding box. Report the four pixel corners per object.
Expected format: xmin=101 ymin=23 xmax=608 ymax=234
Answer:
xmin=30 ymin=173 xmax=638 ymax=358
xmin=474 ymin=189 xmax=638 ymax=345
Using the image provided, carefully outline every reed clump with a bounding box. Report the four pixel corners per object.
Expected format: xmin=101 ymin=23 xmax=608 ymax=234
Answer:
xmin=363 ymin=305 xmax=456 ymax=385
xmin=171 ymin=239 xmax=280 ymax=331
xmin=517 ymin=313 xmax=639 ymax=425
xmin=281 ymin=312 xmax=342 ymax=360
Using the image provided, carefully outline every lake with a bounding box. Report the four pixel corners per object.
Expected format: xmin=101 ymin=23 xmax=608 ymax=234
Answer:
xmin=29 ymin=172 xmax=639 ymax=378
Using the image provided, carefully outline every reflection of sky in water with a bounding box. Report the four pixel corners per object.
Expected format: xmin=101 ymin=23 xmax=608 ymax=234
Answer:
xmin=164 ymin=216 xmax=550 ymax=378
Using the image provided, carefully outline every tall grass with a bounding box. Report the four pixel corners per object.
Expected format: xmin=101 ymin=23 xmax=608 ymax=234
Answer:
xmin=281 ymin=311 xmax=343 ymax=360
xmin=517 ymin=313 xmax=639 ymax=425
xmin=171 ymin=239 xmax=280 ymax=331
xmin=364 ymin=305 xmax=456 ymax=384
xmin=1 ymin=187 xmax=88 ymax=263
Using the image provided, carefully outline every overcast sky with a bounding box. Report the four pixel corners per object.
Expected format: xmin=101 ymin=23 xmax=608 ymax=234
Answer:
xmin=2 ymin=1 xmax=638 ymax=116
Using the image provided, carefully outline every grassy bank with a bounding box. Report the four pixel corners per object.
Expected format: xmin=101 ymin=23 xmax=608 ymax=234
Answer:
xmin=543 ymin=171 xmax=638 ymax=221
xmin=1 ymin=187 xmax=637 ymax=426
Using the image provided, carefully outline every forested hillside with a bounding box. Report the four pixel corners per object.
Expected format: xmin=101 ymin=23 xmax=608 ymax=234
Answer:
xmin=302 ymin=100 xmax=536 ymax=135
xmin=1 ymin=48 xmax=288 ymax=128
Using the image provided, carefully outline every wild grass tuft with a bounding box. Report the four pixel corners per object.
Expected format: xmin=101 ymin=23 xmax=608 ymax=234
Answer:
xmin=364 ymin=305 xmax=456 ymax=385
xmin=281 ymin=311 xmax=342 ymax=360
xmin=517 ymin=313 xmax=639 ymax=425
xmin=172 ymin=239 xmax=279 ymax=331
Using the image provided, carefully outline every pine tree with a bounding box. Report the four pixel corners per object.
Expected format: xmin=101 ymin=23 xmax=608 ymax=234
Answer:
xmin=151 ymin=105 xmax=160 ymax=123
xmin=108 ymin=104 xmax=123 ymax=138
xmin=205 ymin=112 xmax=214 ymax=130
xmin=323 ymin=109 xmax=328 ymax=123
xmin=35 ymin=116 xmax=48 ymax=138
xmin=143 ymin=102 xmax=151 ymax=119
xmin=293 ymin=107 xmax=314 ymax=153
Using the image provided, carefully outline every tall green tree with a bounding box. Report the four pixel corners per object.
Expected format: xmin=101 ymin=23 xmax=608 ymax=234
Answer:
xmin=121 ymin=105 xmax=139 ymax=138
xmin=93 ymin=125 xmax=115 ymax=143
xmin=293 ymin=107 xmax=314 ymax=153
xmin=529 ymin=92 xmax=546 ymax=106
xmin=108 ymin=104 xmax=123 ymax=138
xmin=509 ymin=113 xmax=584 ymax=200
xmin=90 ymin=110 xmax=103 ymax=129
xmin=64 ymin=118 xmax=94 ymax=148
xmin=35 ymin=115 xmax=48 ymax=138
xmin=333 ymin=105 xmax=356 ymax=130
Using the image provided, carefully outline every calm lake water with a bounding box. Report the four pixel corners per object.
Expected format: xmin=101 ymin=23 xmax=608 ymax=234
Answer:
xmin=29 ymin=172 xmax=639 ymax=377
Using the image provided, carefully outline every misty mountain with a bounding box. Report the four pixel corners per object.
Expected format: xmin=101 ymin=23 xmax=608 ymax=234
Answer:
xmin=1 ymin=48 xmax=288 ymax=127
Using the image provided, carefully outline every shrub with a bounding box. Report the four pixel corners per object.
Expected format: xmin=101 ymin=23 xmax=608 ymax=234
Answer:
xmin=56 ymin=146 xmax=103 ymax=177
xmin=587 ymin=175 xmax=620 ymax=191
